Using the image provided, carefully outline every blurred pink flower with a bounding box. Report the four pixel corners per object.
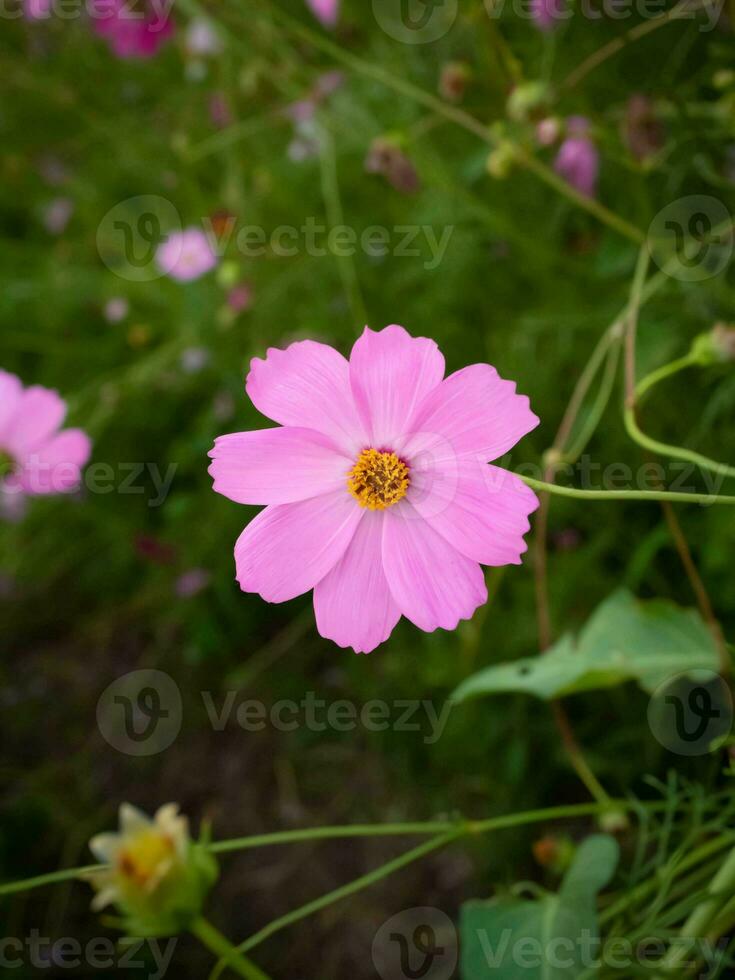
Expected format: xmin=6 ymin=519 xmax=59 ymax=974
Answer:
xmin=209 ymin=93 xmax=233 ymax=130
xmin=185 ymin=18 xmax=222 ymax=57
xmin=0 ymin=371 xmax=91 ymax=508
xmin=306 ymin=0 xmax=339 ymax=27
xmin=554 ymin=117 xmax=599 ymax=198
xmin=43 ymin=198 xmax=73 ymax=235
xmin=157 ymin=228 xmax=218 ymax=282
xmin=24 ymin=0 xmax=52 ymax=20
xmin=89 ymin=0 xmax=174 ymax=60
xmin=175 ymin=568 xmax=211 ymax=598
xmin=209 ymin=325 xmax=539 ymax=654
xmin=104 ymin=297 xmax=129 ymax=323
xmin=227 ymin=283 xmax=253 ymax=314
xmin=530 ymin=0 xmax=567 ymax=31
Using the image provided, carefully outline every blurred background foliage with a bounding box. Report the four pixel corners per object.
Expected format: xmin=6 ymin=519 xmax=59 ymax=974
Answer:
xmin=2 ymin=0 xmax=735 ymax=975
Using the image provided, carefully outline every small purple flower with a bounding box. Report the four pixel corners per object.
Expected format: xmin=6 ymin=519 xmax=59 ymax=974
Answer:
xmin=530 ymin=0 xmax=567 ymax=31
xmin=306 ymin=0 xmax=339 ymax=28
xmin=554 ymin=117 xmax=599 ymax=198
xmin=156 ymin=228 xmax=218 ymax=283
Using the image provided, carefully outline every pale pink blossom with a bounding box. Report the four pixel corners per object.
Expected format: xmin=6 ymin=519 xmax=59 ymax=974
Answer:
xmin=0 ymin=371 xmax=91 ymax=511
xmin=175 ymin=568 xmax=211 ymax=598
xmin=306 ymin=0 xmax=339 ymax=28
xmin=554 ymin=116 xmax=599 ymax=198
xmin=89 ymin=0 xmax=174 ymax=60
xmin=42 ymin=198 xmax=73 ymax=235
xmin=104 ymin=297 xmax=129 ymax=324
xmin=209 ymin=325 xmax=539 ymax=654
xmin=156 ymin=228 xmax=218 ymax=282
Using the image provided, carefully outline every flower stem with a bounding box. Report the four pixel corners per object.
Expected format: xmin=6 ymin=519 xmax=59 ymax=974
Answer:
xmin=623 ymin=406 xmax=735 ymax=482
xmin=191 ymin=917 xmax=273 ymax=980
xmin=519 ymin=476 xmax=735 ymax=506
xmin=635 ymin=352 xmax=700 ymax=402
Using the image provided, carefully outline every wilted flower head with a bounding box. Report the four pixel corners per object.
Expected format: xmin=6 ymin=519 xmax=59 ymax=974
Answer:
xmin=209 ymin=325 xmax=539 ymax=653
xmin=89 ymin=0 xmax=174 ymax=60
xmin=554 ymin=116 xmax=599 ymax=198
xmin=157 ymin=228 xmax=218 ymax=282
xmin=86 ymin=803 xmax=217 ymax=936
xmin=622 ymin=94 xmax=665 ymax=164
xmin=439 ymin=62 xmax=470 ymax=103
xmin=0 ymin=370 xmax=91 ymax=510
xmin=365 ymin=139 xmax=420 ymax=195
xmin=306 ymin=0 xmax=339 ymax=27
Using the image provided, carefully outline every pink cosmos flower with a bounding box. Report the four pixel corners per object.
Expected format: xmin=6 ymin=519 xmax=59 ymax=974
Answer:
xmin=209 ymin=326 xmax=539 ymax=654
xmin=553 ymin=116 xmax=599 ymax=198
xmin=156 ymin=228 xmax=218 ymax=282
xmin=306 ymin=0 xmax=339 ymax=27
xmin=89 ymin=0 xmax=174 ymax=60
xmin=0 ymin=371 xmax=91 ymax=510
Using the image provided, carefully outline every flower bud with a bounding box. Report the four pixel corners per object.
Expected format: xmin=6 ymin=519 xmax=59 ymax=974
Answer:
xmin=84 ymin=803 xmax=218 ymax=937
xmin=532 ymin=834 xmax=575 ymax=874
xmin=691 ymin=323 xmax=735 ymax=365
xmin=506 ymin=81 xmax=548 ymax=123
xmin=486 ymin=142 xmax=516 ymax=180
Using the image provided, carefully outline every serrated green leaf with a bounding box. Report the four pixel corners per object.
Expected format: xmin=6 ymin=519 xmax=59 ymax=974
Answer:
xmin=452 ymin=590 xmax=721 ymax=704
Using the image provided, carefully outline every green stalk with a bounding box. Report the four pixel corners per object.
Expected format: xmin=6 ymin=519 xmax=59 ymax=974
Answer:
xmin=624 ymin=407 xmax=735 ymax=482
xmin=519 ymin=476 xmax=735 ymax=506
xmin=191 ymin=917 xmax=272 ymax=980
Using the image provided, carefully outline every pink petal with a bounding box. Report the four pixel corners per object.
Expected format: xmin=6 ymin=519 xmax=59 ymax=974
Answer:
xmin=306 ymin=0 xmax=339 ymax=27
xmin=314 ymin=511 xmax=401 ymax=653
xmin=382 ymin=504 xmax=488 ymax=632
xmin=349 ymin=325 xmax=445 ymax=449
xmin=246 ymin=340 xmax=367 ymax=455
xmin=234 ymin=490 xmax=362 ymax=603
xmin=400 ymin=364 xmax=539 ymax=463
xmin=209 ymin=427 xmax=351 ymax=505
xmin=17 ymin=428 xmax=92 ymax=495
xmin=409 ymin=458 xmax=539 ymax=566
xmin=0 ymin=371 xmax=23 ymax=443
xmin=4 ymin=386 xmax=66 ymax=457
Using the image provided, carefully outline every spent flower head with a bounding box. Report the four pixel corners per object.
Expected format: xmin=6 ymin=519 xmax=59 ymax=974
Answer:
xmin=85 ymin=803 xmax=217 ymax=937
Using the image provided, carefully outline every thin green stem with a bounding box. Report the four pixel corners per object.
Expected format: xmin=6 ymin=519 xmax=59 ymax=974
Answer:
xmin=636 ymin=352 xmax=700 ymax=402
xmin=656 ymin=844 xmax=735 ymax=975
xmin=0 ymin=865 xmax=103 ymax=898
xmin=519 ymin=476 xmax=735 ymax=506
xmin=624 ymin=407 xmax=735 ymax=482
xmin=191 ymin=917 xmax=272 ymax=980
xmin=318 ymin=123 xmax=367 ymax=325
xmin=564 ymin=336 xmax=623 ymax=462
xmin=210 ymin=821 xmax=455 ymax=854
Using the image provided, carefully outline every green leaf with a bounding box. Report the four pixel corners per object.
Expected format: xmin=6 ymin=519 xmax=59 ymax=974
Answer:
xmin=461 ymin=835 xmax=619 ymax=979
xmin=452 ymin=590 xmax=721 ymax=703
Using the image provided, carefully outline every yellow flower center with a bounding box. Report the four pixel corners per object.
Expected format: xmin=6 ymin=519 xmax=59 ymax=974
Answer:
xmin=117 ymin=830 xmax=175 ymax=888
xmin=348 ymin=448 xmax=409 ymax=510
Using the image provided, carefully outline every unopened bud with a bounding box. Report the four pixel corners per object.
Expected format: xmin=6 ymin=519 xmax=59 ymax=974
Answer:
xmin=506 ymin=81 xmax=548 ymax=123
xmin=691 ymin=323 xmax=735 ymax=365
